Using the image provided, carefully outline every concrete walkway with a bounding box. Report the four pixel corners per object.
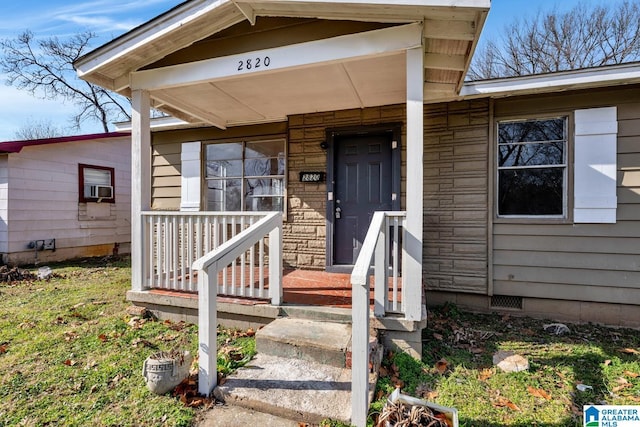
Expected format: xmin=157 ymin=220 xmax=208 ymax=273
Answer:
xmin=195 ymin=404 xmax=302 ymax=427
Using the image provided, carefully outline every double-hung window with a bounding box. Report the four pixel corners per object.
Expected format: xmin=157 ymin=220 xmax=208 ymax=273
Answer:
xmin=205 ymin=139 xmax=285 ymax=212
xmin=497 ymin=117 xmax=567 ymax=217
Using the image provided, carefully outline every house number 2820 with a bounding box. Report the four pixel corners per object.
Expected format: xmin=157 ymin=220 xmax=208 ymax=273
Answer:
xmin=237 ymin=56 xmax=271 ymax=71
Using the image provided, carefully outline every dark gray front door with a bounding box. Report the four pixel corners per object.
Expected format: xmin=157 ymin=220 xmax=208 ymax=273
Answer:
xmin=333 ymin=133 xmax=393 ymax=265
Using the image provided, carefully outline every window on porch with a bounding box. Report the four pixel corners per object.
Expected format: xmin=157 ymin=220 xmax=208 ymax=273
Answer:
xmin=205 ymin=139 xmax=286 ymax=212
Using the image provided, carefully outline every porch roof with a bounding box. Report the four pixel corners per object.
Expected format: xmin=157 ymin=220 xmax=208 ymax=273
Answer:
xmin=75 ymin=0 xmax=489 ymax=129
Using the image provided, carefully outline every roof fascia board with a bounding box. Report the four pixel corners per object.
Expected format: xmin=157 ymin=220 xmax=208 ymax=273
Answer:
xmin=232 ymin=0 xmax=256 ymax=24
xmin=239 ymin=0 xmax=490 ymax=7
xmin=0 ymin=132 xmax=130 ymax=153
xmin=130 ymin=22 xmax=423 ymax=91
xmin=461 ymin=63 xmax=640 ymax=98
xmin=75 ymin=0 xmax=232 ymax=78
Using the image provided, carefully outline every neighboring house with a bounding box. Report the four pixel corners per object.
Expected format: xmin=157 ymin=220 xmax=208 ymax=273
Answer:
xmin=73 ymin=0 xmax=640 ymax=342
xmin=0 ymin=133 xmax=131 ymax=265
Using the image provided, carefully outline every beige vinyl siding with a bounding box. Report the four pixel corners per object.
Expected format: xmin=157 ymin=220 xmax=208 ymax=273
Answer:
xmin=148 ymin=18 xmax=393 ymax=68
xmin=5 ymin=136 xmax=130 ymax=262
xmin=423 ymin=99 xmax=490 ymax=294
xmin=152 ymin=142 xmax=181 ymax=210
xmin=492 ymin=86 xmax=640 ymax=305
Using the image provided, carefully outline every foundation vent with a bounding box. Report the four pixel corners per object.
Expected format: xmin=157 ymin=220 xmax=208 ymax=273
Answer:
xmin=490 ymin=295 xmax=523 ymax=310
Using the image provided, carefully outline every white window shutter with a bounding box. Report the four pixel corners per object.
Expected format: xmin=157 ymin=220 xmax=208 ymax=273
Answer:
xmin=574 ymin=107 xmax=617 ymax=223
xmin=180 ymin=141 xmax=201 ymax=211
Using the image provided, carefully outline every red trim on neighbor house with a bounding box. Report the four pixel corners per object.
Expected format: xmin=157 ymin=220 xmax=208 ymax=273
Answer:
xmin=0 ymin=132 xmax=130 ymax=153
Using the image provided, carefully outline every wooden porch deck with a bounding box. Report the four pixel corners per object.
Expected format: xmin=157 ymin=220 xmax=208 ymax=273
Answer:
xmin=149 ymin=269 xmax=401 ymax=309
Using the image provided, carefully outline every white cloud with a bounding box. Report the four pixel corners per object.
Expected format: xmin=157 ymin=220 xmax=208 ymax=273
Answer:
xmin=57 ymin=15 xmax=136 ymax=33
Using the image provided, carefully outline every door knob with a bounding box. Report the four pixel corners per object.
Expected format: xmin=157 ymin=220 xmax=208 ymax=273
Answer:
xmin=335 ymin=207 xmax=342 ymax=219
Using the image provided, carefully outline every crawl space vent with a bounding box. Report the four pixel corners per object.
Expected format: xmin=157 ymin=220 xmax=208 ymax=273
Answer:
xmin=490 ymin=295 xmax=523 ymax=310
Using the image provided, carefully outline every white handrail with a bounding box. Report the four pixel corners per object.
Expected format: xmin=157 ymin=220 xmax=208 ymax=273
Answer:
xmin=350 ymin=211 xmax=407 ymax=427
xmin=351 ymin=211 xmax=387 ymax=427
xmin=193 ymin=212 xmax=283 ymax=396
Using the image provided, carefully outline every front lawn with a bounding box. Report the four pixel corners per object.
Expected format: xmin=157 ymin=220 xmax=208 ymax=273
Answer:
xmin=1 ymin=257 xmax=639 ymax=427
xmin=372 ymin=303 xmax=640 ymax=427
xmin=0 ymin=256 xmax=245 ymax=427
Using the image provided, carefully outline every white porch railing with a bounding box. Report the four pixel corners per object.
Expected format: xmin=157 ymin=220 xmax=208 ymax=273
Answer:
xmin=142 ymin=211 xmax=276 ymax=299
xmin=191 ymin=212 xmax=283 ymax=396
xmin=351 ymin=211 xmax=408 ymax=427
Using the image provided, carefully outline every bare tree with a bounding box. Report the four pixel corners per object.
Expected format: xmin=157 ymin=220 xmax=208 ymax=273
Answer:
xmin=469 ymin=1 xmax=640 ymax=80
xmin=14 ymin=118 xmax=65 ymax=140
xmin=1 ymin=30 xmax=130 ymax=132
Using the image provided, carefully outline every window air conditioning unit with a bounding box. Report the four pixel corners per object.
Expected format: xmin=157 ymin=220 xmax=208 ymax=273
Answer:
xmin=89 ymin=185 xmax=113 ymax=199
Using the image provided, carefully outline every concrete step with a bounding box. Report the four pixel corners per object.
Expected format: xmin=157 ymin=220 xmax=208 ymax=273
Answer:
xmin=256 ymin=317 xmax=351 ymax=368
xmin=279 ymin=304 xmax=352 ymax=323
xmin=214 ymin=353 xmax=373 ymax=425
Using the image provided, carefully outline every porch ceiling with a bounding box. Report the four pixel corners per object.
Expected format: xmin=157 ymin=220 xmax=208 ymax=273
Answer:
xmin=75 ymin=0 xmax=490 ymax=128
xmin=153 ymin=53 xmax=407 ymax=126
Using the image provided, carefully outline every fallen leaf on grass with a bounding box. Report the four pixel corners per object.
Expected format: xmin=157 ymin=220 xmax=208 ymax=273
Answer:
xmin=435 ymin=358 xmax=449 ymax=374
xmin=64 ymin=331 xmax=79 ymax=342
xmin=613 ymin=383 xmax=632 ymax=393
xmin=434 ymin=413 xmax=453 ymax=427
xmin=492 ymin=396 xmax=520 ymax=411
xmin=109 ymin=374 xmax=124 ymax=388
xmin=379 ymin=366 xmax=389 ymax=377
xmin=127 ymin=317 xmax=146 ymax=329
xmin=624 ymin=370 xmax=639 ymax=378
xmin=619 ymin=348 xmax=640 ymax=355
xmin=246 ymin=328 xmax=256 ymax=337
xmin=156 ymin=333 xmax=179 ymax=342
xmin=53 ymin=317 xmax=66 ymax=325
xmin=131 ymin=338 xmax=155 ymax=349
xmin=391 ymin=375 xmax=405 ymax=389
xmin=470 ymin=347 xmax=484 ymax=354
xmin=613 ymin=377 xmax=632 ymax=392
xmin=616 ymin=377 xmax=630 ymax=385
xmin=0 ymin=343 xmax=8 ymax=354
xmin=18 ymin=321 xmax=36 ymax=329
xmin=64 ymin=359 xmax=77 ymax=366
xmin=629 ymin=396 xmax=640 ymax=402
xmin=527 ymin=386 xmax=551 ymax=400
xmin=479 ymin=368 xmax=493 ymax=382
xmin=98 ymin=334 xmax=108 ymax=343
xmin=433 ymin=332 xmax=444 ymax=341
xmin=604 ymin=359 xmax=612 ymax=366
xmin=424 ymin=390 xmax=439 ymax=400
xmin=173 ymin=375 xmax=213 ymax=408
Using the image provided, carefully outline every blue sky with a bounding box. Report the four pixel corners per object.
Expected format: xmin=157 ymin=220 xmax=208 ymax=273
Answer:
xmin=0 ymin=0 xmax=630 ymax=141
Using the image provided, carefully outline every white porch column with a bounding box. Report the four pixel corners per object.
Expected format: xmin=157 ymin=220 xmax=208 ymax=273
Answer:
xmin=131 ymin=89 xmax=152 ymax=292
xmin=404 ymin=46 xmax=424 ymax=321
